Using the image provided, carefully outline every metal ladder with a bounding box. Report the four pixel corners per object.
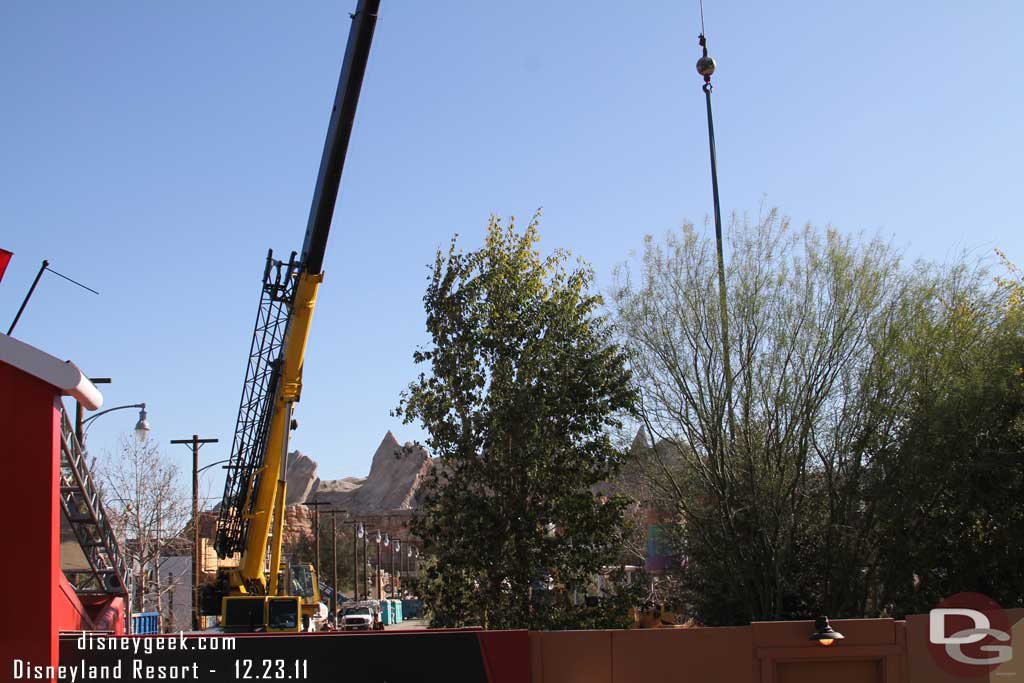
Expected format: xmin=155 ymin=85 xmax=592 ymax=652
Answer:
xmin=59 ymin=407 xmax=129 ymax=595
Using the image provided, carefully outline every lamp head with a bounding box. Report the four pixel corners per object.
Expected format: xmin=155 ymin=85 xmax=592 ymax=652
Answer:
xmin=134 ymin=405 xmax=150 ymax=442
xmin=810 ymin=616 xmax=844 ymax=647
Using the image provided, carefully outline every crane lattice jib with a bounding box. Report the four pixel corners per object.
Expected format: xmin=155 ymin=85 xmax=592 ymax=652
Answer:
xmin=215 ymin=251 xmax=299 ymax=558
xmin=214 ymin=0 xmax=378 ymax=563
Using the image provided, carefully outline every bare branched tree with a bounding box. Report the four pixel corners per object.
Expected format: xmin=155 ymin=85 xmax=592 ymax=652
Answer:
xmin=612 ymin=209 xmax=908 ymax=623
xmin=98 ymin=435 xmax=189 ymax=615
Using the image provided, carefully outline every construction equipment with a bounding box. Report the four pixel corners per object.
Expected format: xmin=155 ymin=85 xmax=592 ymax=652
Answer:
xmin=201 ymin=0 xmax=380 ymax=633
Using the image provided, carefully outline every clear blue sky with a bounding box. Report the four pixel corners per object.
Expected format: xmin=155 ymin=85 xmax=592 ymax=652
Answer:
xmin=2 ymin=1 xmax=1021 ymax=499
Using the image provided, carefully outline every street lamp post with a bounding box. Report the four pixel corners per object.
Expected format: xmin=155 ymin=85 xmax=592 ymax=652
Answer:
xmin=81 ymin=403 xmax=151 ymax=443
xmin=353 ymin=521 xmax=364 ymax=601
xmin=391 ymin=538 xmax=400 ymax=599
xmin=171 ymin=436 xmax=220 ymax=631
xmin=403 ymin=544 xmax=411 ymax=593
xmin=362 ymin=528 xmax=369 ymax=601
xmin=75 ymin=377 xmax=111 ymax=445
xmin=374 ymin=531 xmax=383 ymax=600
xmin=382 ymin=532 xmax=390 ymax=598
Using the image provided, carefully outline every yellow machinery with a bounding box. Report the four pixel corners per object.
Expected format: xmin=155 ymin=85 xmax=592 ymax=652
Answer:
xmin=201 ymin=0 xmax=380 ymax=633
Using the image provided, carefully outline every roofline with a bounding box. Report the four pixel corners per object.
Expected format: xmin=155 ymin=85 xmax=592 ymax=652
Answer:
xmin=0 ymin=334 xmax=103 ymax=410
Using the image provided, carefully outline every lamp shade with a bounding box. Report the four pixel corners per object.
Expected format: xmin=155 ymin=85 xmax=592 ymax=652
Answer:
xmin=809 ymin=616 xmax=844 ymax=646
xmin=134 ymin=406 xmax=150 ymax=442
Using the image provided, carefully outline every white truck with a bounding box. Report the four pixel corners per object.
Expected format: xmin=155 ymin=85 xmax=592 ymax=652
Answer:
xmin=339 ymin=602 xmax=384 ymax=631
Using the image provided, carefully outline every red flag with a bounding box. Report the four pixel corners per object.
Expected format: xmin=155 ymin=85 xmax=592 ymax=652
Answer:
xmin=0 ymin=249 xmax=11 ymax=283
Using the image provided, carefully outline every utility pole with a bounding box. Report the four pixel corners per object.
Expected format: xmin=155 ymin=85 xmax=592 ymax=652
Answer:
xmin=331 ymin=511 xmax=338 ymax=616
xmin=330 ymin=510 xmax=340 ymax=618
xmin=171 ymin=434 xmax=219 ymax=631
xmin=303 ymin=499 xmax=329 ymax=580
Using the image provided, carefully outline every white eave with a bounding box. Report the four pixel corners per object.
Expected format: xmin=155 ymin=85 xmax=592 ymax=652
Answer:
xmin=0 ymin=334 xmax=103 ymax=410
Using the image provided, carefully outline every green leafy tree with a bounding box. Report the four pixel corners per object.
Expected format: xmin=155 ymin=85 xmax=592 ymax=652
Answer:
xmin=869 ymin=257 xmax=1024 ymax=614
xmin=396 ymin=213 xmax=639 ymax=629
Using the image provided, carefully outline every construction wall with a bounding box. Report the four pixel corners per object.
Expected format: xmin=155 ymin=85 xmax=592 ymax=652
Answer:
xmin=529 ymin=611 xmax=1024 ymax=683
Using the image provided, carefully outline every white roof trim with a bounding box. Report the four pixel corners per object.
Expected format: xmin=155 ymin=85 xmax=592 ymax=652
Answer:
xmin=0 ymin=334 xmax=103 ymax=410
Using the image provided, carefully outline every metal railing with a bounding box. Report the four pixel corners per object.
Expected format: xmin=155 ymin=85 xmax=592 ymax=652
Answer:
xmin=58 ymin=407 xmax=128 ymax=595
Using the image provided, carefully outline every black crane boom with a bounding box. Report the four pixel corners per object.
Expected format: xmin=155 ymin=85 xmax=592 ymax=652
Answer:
xmin=299 ymin=0 xmax=380 ymax=276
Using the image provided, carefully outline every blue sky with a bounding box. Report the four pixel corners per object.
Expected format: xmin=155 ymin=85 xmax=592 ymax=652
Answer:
xmin=2 ymin=1 xmax=1021 ymax=501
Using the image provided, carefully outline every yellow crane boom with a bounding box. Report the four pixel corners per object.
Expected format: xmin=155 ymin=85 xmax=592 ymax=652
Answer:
xmin=206 ymin=0 xmax=379 ymax=632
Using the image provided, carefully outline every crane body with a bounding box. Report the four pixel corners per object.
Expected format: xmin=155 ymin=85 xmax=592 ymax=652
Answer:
xmin=201 ymin=0 xmax=380 ymax=633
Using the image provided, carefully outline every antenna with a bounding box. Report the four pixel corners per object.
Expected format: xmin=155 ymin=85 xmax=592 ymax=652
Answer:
xmin=694 ymin=5 xmax=736 ymax=440
xmin=7 ymin=260 xmax=99 ymax=336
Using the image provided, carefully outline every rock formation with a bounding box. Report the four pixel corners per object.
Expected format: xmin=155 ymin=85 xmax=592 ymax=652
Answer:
xmin=285 ymin=451 xmax=319 ymax=505
xmin=281 ymin=502 xmax=313 ymax=547
xmin=256 ymin=432 xmax=435 ymax=550
xmin=184 ymin=434 xmax=429 ymax=561
xmin=288 ymin=431 xmax=432 ymax=516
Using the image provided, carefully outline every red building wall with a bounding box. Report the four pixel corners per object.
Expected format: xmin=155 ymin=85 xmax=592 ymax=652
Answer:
xmin=0 ymin=361 xmax=62 ymax=679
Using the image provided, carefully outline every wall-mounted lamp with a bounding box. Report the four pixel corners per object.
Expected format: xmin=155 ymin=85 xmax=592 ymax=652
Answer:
xmin=809 ymin=616 xmax=845 ymax=647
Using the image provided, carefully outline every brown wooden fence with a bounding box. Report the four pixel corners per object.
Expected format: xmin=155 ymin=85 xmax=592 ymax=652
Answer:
xmin=529 ymin=610 xmax=1023 ymax=682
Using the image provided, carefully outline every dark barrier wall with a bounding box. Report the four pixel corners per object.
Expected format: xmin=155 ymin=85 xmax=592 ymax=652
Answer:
xmin=55 ymin=629 xmax=529 ymax=683
xmin=48 ymin=612 xmax=1023 ymax=683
